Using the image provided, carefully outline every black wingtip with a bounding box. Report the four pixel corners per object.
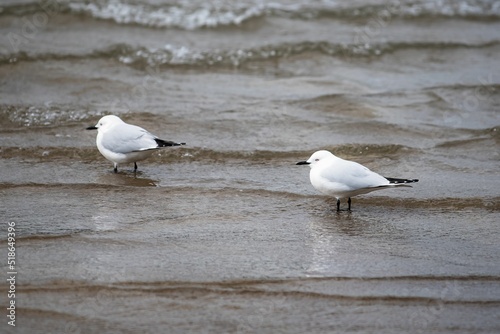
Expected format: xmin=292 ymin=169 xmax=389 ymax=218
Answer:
xmin=155 ymin=138 xmax=186 ymax=147
xmin=386 ymin=177 xmax=419 ymax=184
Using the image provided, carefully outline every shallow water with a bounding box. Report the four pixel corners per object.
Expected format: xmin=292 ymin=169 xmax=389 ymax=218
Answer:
xmin=1 ymin=0 xmax=500 ymax=333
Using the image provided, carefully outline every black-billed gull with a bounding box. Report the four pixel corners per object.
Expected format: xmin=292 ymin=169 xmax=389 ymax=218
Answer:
xmin=87 ymin=115 xmax=185 ymax=173
xmin=297 ymin=150 xmax=418 ymax=211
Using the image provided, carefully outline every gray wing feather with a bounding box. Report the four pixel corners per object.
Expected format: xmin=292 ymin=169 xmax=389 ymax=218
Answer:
xmin=102 ymin=123 xmax=158 ymax=154
xmin=320 ymin=159 xmax=389 ymax=190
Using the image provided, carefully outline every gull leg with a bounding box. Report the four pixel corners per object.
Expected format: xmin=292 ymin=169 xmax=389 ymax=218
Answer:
xmin=134 ymin=162 xmax=138 ymax=172
xmin=336 ymin=199 xmax=340 ymax=212
xmin=113 ymin=163 xmax=118 ymax=173
xmin=348 ymin=197 xmax=352 ymax=211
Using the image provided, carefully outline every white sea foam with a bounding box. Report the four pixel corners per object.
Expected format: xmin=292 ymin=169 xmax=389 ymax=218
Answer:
xmin=67 ymin=0 xmax=500 ymax=30
xmin=68 ymin=0 xmax=274 ymax=30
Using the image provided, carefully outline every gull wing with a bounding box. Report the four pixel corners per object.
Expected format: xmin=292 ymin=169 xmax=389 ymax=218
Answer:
xmin=319 ymin=158 xmax=389 ymax=191
xmin=101 ymin=123 xmax=158 ymax=154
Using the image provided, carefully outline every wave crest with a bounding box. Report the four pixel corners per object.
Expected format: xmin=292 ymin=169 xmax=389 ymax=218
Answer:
xmin=67 ymin=0 xmax=272 ymax=30
xmin=2 ymin=40 xmax=498 ymax=69
xmin=2 ymin=0 xmax=499 ymax=30
xmin=88 ymin=41 xmax=500 ymax=69
xmin=66 ymin=0 xmax=500 ymax=28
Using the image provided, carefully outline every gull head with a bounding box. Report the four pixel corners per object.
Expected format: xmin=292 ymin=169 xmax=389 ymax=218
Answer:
xmin=86 ymin=115 xmax=124 ymax=131
xmin=296 ymin=150 xmax=334 ymax=168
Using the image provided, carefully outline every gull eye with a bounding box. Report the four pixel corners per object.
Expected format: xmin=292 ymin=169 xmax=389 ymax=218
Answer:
xmin=315 ymin=158 xmax=319 ymax=161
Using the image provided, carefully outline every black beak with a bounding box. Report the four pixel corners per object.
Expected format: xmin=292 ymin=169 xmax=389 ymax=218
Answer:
xmin=86 ymin=126 xmax=97 ymax=130
xmin=296 ymin=161 xmax=310 ymax=165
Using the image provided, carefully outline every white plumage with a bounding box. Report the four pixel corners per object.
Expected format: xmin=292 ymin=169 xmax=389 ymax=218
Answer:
xmin=297 ymin=150 xmax=418 ymax=211
xmin=87 ymin=115 xmax=184 ymax=172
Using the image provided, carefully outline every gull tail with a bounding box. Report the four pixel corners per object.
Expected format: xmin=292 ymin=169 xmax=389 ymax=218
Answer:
xmin=385 ymin=177 xmax=419 ymax=187
xmin=155 ymin=138 xmax=186 ymax=147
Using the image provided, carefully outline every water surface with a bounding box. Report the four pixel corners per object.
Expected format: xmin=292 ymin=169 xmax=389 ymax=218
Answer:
xmin=1 ymin=0 xmax=499 ymax=333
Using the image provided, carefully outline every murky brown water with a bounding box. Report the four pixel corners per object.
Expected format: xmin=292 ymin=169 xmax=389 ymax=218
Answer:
xmin=1 ymin=0 xmax=500 ymax=333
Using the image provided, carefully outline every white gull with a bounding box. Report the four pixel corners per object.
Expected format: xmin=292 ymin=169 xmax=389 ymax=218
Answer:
xmin=87 ymin=115 xmax=185 ymax=173
xmin=297 ymin=150 xmax=418 ymax=211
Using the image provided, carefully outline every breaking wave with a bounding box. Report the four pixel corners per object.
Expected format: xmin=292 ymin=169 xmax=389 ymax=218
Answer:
xmin=2 ymin=0 xmax=500 ymax=30
xmin=2 ymin=40 xmax=498 ymax=68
